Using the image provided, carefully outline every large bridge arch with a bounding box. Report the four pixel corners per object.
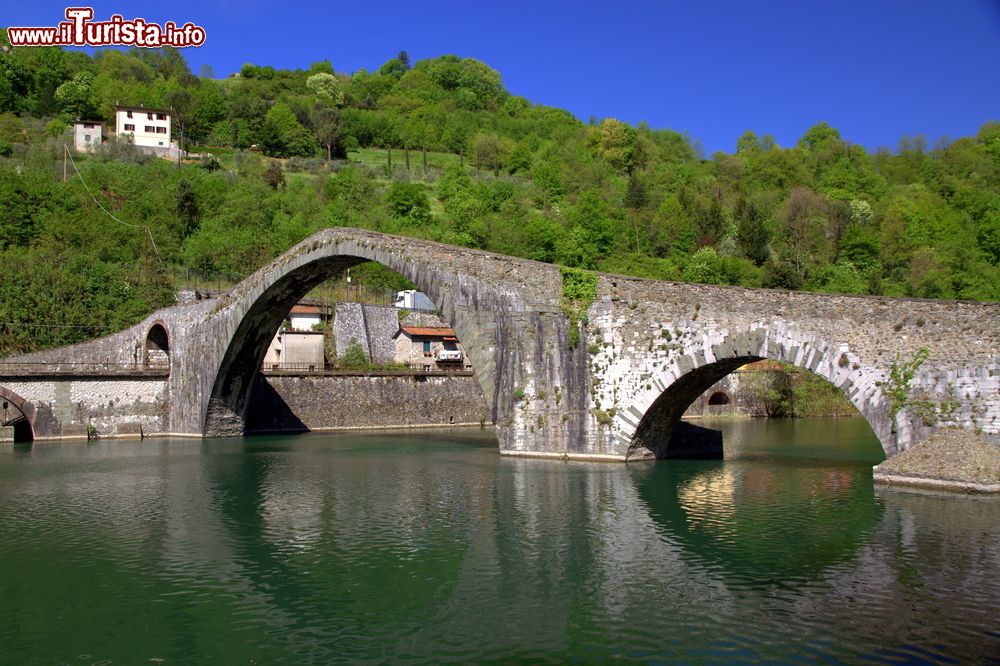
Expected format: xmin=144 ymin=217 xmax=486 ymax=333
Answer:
xmin=615 ymin=327 xmax=896 ymax=459
xmin=201 ymin=234 xmax=509 ymax=437
xmin=0 ymin=386 xmax=36 ymax=442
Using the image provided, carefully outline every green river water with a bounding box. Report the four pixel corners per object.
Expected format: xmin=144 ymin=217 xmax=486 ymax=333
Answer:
xmin=0 ymin=418 xmax=997 ymax=664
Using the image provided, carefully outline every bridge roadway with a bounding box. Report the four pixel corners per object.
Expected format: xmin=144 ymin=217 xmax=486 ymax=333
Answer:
xmin=1 ymin=228 xmax=998 ymax=460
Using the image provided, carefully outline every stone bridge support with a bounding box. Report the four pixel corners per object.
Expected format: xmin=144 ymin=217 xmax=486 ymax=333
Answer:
xmin=0 ymin=377 xmax=168 ymax=440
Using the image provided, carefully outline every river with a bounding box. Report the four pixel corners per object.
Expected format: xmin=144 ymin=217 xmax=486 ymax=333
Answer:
xmin=0 ymin=418 xmax=997 ymax=664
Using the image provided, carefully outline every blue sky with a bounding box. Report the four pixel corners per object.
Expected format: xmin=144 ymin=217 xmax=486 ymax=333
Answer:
xmin=6 ymin=0 xmax=1000 ymax=154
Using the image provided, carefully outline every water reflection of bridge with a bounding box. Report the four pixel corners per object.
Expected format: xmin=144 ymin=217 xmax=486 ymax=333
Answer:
xmin=1 ymin=433 xmax=997 ymax=662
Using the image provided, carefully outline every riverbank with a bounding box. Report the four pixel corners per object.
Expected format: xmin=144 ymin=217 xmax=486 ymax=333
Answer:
xmin=874 ymin=429 xmax=1000 ymax=493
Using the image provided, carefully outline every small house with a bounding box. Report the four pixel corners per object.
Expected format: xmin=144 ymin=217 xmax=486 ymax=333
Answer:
xmin=115 ymin=105 xmax=172 ymax=148
xmin=72 ymin=120 xmax=104 ymax=152
xmin=262 ymin=330 xmax=325 ymax=371
xmin=393 ymin=327 xmax=469 ymax=371
xmin=261 ymin=303 xmax=328 ymax=371
xmin=288 ymin=304 xmax=323 ymax=331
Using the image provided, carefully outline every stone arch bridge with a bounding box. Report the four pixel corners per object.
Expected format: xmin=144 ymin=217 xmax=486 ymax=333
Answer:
xmin=2 ymin=228 xmax=998 ymax=460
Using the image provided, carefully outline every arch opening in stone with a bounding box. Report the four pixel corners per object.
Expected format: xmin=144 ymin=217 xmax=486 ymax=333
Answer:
xmin=707 ymin=391 xmax=730 ymax=406
xmin=628 ymin=356 xmax=885 ymax=461
xmin=145 ymin=324 xmax=170 ymax=368
xmin=204 ymin=255 xmax=495 ymax=443
xmin=0 ymin=388 xmax=35 ymax=442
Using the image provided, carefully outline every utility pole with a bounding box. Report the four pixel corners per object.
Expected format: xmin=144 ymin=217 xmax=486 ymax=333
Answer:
xmin=63 ymin=144 xmax=68 ymax=182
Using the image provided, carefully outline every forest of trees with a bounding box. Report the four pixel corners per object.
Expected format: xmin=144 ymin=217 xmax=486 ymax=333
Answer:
xmin=1 ymin=36 xmax=998 ymax=355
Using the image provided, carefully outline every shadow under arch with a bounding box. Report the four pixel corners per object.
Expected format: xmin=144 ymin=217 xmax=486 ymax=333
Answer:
xmin=145 ymin=322 xmax=170 ymax=368
xmin=707 ymin=391 xmax=730 ymax=406
xmin=619 ymin=328 xmax=896 ymax=459
xmin=0 ymin=386 xmax=36 ymax=442
xmin=203 ymin=243 xmax=497 ymax=438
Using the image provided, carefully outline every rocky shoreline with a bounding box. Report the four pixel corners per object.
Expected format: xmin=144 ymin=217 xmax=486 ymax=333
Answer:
xmin=874 ymin=429 xmax=1000 ymax=494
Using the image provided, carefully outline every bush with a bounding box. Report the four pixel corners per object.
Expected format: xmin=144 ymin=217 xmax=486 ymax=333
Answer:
xmin=339 ymin=337 xmax=370 ymax=368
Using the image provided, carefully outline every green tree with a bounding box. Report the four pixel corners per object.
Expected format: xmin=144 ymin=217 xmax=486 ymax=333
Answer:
xmin=54 ymin=72 xmax=95 ymax=118
xmin=734 ymin=196 xmax=770 ymax=265
xmin=175 ymin=179 xmax=199 ymax=236
xmin=385 ymin=182 xmax=431 ymax=226
xmin=736 ymin=130 xmax=761 ymax=156
xmin=260 ymin=102 xmax=315 ymax=157
xmin=682 ymin=246 xmax=725 ymax=284
xmin=164 ymin=88 xmax=195 ymax=152
xmin=310 ymin=104 xmax=343 ymax=160
xmin=978 ymin=209 xmax=1000 ymax=264
xmin=306 ymin=72 xmax=345 ymax=106
xmin=598 ymin=118 xmax=637 ymax=173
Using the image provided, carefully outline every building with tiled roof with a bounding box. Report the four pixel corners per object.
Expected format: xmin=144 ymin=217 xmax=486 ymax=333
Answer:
xmin=393 ymin=326 xmax=468 ymax=371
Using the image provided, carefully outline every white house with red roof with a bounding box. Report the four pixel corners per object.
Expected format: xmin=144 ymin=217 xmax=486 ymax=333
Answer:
xmin=288 ymin=304 xmax=323 ymax=331
xmin=261 ymin=303 xmax=327 ymax=371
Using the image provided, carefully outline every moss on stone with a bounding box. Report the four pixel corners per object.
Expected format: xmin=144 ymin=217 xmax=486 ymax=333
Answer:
xmin=560 ymin=267 xmax=598 ymax=350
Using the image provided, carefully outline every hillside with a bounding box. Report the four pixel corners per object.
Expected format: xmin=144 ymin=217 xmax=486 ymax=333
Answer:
xmin=1 ymin=38 xmax=998 ymax=354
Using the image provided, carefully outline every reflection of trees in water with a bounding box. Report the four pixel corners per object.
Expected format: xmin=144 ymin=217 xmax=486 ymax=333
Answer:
xmin=632 ymin=458 xmax=882 ymax=584
xmin=874 ymin=487 xmax=1000 ymax=618
xmin=3 ymin=435 xmax=999 ymax=662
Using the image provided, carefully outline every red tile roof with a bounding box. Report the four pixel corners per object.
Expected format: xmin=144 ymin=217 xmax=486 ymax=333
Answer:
xmin=289 ymin=305 xmax=322 ymax=315
xmin=400 ymin=327 xmax=455 ymax=338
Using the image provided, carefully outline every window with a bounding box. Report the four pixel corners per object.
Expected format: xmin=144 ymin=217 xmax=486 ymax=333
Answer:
xmin=157 ymin=113 xmax=167 ymax=120
xmin=422 ymin=340 xmax=431 ymax=353
xmin=123 ymin=123 xmax=135 ymax=131
xmin=155 ymin=127 xmax=167 ymax=134
xmin=145 ymin=125 xmax=155 ymax=132
xmin=157 ymin=142 xmax=163 ymax=146
xmin=84 ymin=135 xmax=90 ymax=143
xmin=126 ymin=111 xmax=133 ymax=118
xmin=147 ymin=112 xmax=154 ymax=120
xmin=83 ymin=123 xmax=94 ymax=128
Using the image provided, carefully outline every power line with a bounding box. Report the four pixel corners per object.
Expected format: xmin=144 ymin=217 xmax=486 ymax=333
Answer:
xmin=63 ymin=144 xmax=163 ymax=262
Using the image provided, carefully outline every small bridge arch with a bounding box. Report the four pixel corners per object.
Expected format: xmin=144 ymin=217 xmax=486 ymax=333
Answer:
xmin=707 ymin=391 xmax=731 ymax=406
xmin=617 ymin=327 xmax=895 ymax=459
xmin=145 ymin=322 xmax=170 ymax=368
xmin=0 ymin=386 xmax=36 ymax=442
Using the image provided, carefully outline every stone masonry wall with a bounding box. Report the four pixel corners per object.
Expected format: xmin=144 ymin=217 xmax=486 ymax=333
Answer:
xmin=0 ymin=377 xmax=168 ymax=440
xmin=333 ymin=302 xmax=369 ymax=359
xmin=586 ymin=276 xmax=1000 ymax=458
xmin=363 ymin=306 xmax=399 ymax=364
xmin=246 ymin=374 xmax=490 ymax=432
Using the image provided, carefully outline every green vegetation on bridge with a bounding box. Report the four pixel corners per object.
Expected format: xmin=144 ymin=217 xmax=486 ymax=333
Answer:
xmin=0 ymin=37 xmax=998 ymax=356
